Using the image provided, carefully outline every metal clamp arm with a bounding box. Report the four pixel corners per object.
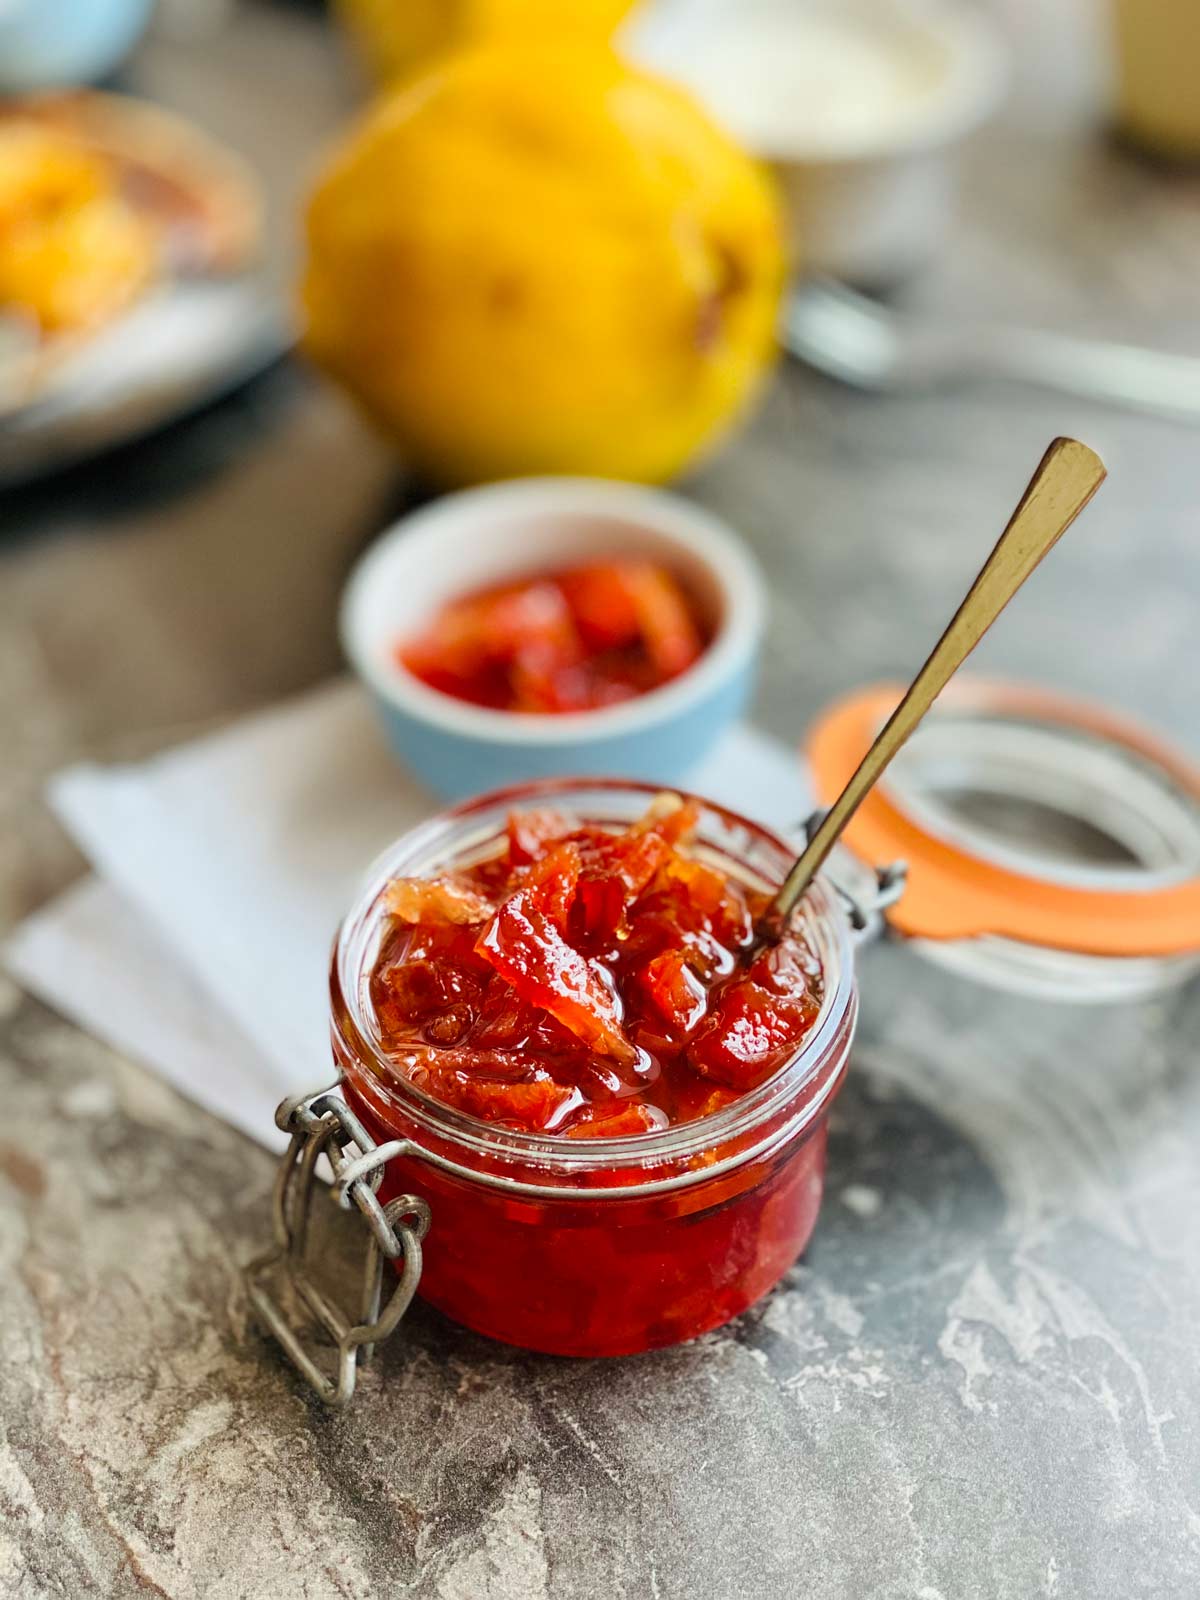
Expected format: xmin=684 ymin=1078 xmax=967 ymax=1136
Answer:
xmin=796 ymin=810 xmax=907 ymax=934
xmin=242 ymin=1083 xmax=430 ymax=1408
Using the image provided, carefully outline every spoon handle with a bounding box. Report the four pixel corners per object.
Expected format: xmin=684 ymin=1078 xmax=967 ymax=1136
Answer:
xmin=768 ymin=436 xmax=1107 ymax=928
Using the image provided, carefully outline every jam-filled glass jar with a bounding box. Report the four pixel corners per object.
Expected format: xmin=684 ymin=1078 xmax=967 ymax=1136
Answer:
xmin=326 ymin=779 xmax=858 ymax=1360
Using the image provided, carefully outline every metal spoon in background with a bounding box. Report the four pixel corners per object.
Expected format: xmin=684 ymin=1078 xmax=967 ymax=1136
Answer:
xmin=761 ymin=436 xmax=1108 ymax=938
xmin=784 ymin=278 xmax=1200 ymax=424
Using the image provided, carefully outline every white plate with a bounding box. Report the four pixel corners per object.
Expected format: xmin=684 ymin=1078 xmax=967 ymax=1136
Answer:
xmin=0 ymin=277 xmax=290 ymax=488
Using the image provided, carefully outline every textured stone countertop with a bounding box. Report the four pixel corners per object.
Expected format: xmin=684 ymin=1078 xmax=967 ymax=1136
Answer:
xmin=3 ymin=6 xmax=1200 ymax=1598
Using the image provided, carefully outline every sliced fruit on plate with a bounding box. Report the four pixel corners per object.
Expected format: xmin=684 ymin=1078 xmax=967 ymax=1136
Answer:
xmin=0 ymin=91 xmax=263 ymax=418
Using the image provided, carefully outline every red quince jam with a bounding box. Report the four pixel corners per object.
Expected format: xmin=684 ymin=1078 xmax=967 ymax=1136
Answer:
xmin=396 ymin=560 xmax=709 ymax=713
xmin=367 ymin=795 xmax=823 ymax=1135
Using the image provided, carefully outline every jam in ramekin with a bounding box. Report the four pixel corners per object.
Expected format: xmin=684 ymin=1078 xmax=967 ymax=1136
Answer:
xmin=396 ymin=560 xmax=709 ymax=713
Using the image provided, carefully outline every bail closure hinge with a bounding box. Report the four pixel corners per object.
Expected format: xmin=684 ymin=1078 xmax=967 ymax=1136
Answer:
xmin=799 ymin=810 xmax=907 ymax=933
xmin=242 ymin=1080 xmax=430 ymax=1408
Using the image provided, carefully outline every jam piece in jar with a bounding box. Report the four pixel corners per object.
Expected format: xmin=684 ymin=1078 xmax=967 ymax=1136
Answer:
xmin=367 ymin=795 xmax=824 ymax=1133
xmin=396 ymin=559 xmax=708 ymax=714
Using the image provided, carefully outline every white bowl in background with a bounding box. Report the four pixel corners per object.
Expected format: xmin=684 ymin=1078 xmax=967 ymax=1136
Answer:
xmin=626 ymin=0 xmax=1007 ymax=284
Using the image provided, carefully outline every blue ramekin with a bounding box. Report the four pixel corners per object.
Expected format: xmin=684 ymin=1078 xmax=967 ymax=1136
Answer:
xmin=340 ymin=477 xmax=765 ymax=800
xmin=0 ymin=0 xmax=154 ymax=90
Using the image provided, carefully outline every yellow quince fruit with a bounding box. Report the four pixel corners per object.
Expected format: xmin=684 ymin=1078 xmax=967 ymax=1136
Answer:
xmin=335 ymin=0 xmax=639 ymax=84
xmin=301 ymin=45 xmax=784 ymax=486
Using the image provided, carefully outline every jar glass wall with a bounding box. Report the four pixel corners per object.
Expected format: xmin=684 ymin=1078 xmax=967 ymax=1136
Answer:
xmin=330 ymin=779 xmax=858 ymax=1356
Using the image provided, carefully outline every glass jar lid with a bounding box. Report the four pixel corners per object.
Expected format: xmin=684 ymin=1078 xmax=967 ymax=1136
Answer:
xmin=807 ymin=679 xmax=1200 ymax=1001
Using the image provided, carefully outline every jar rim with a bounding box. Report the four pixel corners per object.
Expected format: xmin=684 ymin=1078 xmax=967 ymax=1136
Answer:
xmin=330 ymin=777 xmax=857 ymax=1176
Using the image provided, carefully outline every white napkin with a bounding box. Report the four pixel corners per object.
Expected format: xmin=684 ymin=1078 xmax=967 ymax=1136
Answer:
xmin=8 ymin=876 xmax=288 ymax=1148
xmin=4 ymin=681 xmax=812 ymax=1152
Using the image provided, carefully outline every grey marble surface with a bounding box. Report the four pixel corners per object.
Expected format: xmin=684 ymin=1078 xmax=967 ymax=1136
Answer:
xmin=3 ymin=6 xmax=1200 ymax=1598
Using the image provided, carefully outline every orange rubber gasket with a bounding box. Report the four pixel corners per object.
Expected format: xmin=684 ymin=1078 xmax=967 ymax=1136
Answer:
xmin=806 ymin=680 xmax=1200 ymax=957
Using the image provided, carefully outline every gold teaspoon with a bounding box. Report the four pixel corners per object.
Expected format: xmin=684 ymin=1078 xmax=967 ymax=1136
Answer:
xmin=762 ymin=435 xmax=1108 ymax=938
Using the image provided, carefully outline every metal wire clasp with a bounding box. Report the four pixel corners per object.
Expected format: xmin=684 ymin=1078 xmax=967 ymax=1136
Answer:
xmin=797 ymin=810 xmax=907 ymax=934
xmin=242 ymin=1081 xmax=430 ymax=1408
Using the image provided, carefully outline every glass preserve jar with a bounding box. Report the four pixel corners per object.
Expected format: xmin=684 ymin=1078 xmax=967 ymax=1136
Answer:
xmin=246 ymin=780 xmax=888 ymax=1405
xmin=245 ymin=685 xmax=1200 ymax=1406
